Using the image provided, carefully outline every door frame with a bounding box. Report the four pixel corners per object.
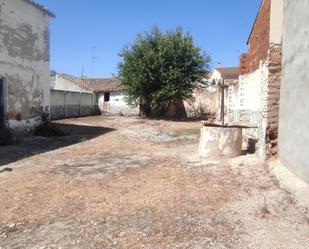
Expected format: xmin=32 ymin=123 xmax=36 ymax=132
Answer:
xmin=0 ymin=78 xmax=4 ymax=127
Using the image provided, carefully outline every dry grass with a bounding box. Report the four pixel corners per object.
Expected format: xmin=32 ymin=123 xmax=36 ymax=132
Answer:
xmin=0 ymin=116 xmax=308 ymax=249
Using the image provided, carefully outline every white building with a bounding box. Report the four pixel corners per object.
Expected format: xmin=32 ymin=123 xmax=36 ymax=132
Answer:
xmin=0 ymin=0 xmax=54 ymax=133
xmin=209 ymin=67 xmax=240 ymax=124
xmin=52 ymin=74 xmax=138 ymax=116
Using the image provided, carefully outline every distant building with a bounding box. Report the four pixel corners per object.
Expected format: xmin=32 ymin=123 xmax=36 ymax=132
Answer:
xmin=52 ymin=74 xmax=138 ymax=117
xmin=0 ymin=0 xmax=54 ymax=133
xmin=209 ymin=67 xmax=239 ymax=123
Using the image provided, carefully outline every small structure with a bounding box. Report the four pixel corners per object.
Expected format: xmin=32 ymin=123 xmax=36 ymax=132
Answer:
xmin=199 ymin=123 xmax=243 ymax=159
xmin=0 ymin=0 xmax=54 ymax=133
xmin=52 ymin=74 xmax=138 ymax=117
xmin=166 ymin=81 xmax=218 ymax=119
xmin=199 ymin=69 xmax=243 ymax=159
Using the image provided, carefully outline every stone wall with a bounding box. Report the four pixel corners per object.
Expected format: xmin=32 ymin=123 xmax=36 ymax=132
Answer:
xmin=265 ymin=44 xmax=282 ymax=158
xmin=240 ymin=44 xmax=282 ymax=160
xmin=184 ymin=85 xmax=217 ymax=119
xmin=235 ymin=0 xmax=283 ymax=159
xmin=0 ymin=0 xmax=52 ymax=133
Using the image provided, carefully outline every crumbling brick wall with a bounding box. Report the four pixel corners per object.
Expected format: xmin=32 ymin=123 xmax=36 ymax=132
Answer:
xmin=265 ymin=44 xmax=282 ymax=158
xmin=241 ymin=0 xmax=271 ymax=74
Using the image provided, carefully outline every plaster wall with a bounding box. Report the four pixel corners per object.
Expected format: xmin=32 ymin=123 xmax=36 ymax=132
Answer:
xmin=278 ymin=0 xmax=309 ymax=183
xmin=0 ymin=0 xmax=51 ymax=132
xmin=184 ymin=85 xmax=217 ymax=119
xmin=210 ymin=70 xmax=222 ymax=83
xmin=50 ymin=90 xmax=95 ymax=119
xmin=98 ymin=91 xmax=138 ymax=116
xmin=270 ymin=0 xmax=283 ymax=44
xmin=237 ymin=63 xmax=268 ymax=125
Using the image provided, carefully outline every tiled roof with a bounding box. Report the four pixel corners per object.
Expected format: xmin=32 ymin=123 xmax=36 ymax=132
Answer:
xmin=22 ymin=0 xmax=55 ymax=17
xmin=216 ymin=67 xmax=240 ymax=79
xmin=59 ymin=74 xmax=126 ymax=92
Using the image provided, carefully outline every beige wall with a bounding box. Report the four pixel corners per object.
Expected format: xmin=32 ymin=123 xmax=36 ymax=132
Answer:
xmin=184 ymin=85 xmax=218 ymax=118
xmin=270 ymin=0 xmax=284 ymax=44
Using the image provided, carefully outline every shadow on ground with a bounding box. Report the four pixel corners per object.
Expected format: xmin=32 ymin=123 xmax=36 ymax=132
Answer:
xmin=0 ymin=123 xmax=115 ymax=168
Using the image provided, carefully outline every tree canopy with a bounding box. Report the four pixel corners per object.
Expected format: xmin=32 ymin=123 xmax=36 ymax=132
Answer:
xmin=118 ymin=27 xmax=211 ymax=115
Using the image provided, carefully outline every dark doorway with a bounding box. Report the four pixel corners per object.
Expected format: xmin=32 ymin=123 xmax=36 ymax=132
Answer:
xmin=0 ymin=79 xmax=4 ymax=127
xmin=104 ymin=92 xmax=110 ymax=102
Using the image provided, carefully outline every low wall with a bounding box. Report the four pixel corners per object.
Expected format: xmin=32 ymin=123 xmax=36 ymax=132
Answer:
xmin=184 ymin=85 xmax=217 ymax=119
xmin=50 ymin=90 xmax=98 ymax=120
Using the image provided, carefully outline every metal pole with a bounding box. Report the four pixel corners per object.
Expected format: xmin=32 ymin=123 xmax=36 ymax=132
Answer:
xmin=221 ymin=79 xmax=225 ymax=126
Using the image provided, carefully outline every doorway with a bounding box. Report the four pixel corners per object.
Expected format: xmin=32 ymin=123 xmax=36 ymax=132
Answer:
xmin=0 ymin=79 xmax=4 ymax=127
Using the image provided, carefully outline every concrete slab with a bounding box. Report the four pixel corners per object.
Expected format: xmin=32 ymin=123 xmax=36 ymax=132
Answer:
xmin=269 ymin=159 xmax=309 ymax=212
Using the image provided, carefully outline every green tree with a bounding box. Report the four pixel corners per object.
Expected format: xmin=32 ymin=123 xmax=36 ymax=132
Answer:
xmin=118 ymin=27 xmax=211 ymax=116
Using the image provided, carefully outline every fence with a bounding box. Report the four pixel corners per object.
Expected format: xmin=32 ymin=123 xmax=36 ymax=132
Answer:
xmin=50 ymin=90 xmax=100 ymax=120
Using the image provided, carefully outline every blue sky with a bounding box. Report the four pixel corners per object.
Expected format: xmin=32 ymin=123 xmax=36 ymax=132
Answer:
xmin=37 ymin=0 xmax=261 ymax=78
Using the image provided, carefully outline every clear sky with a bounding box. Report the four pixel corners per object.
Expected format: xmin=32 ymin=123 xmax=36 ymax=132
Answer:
xmin=37 ymin=0 xmax=261 ymax=78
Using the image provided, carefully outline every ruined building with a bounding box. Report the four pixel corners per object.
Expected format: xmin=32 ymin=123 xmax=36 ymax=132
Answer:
xmin=0 ymin=0 xmax=54 ymax=133
xmin=237 ymin=0 xmax=283 ymax=159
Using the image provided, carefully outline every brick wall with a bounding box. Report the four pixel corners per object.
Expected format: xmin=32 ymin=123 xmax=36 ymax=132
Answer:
xmin=240 ymin=0 xmax=271 ymax=74
xmin=240 ymin=54 xmax=249 ymax=75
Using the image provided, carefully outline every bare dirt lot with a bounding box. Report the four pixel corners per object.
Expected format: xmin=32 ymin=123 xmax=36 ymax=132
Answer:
xmin=0 ymin=116 xmax=308 ymax=249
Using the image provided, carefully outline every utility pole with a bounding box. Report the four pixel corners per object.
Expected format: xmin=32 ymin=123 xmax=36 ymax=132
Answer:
xmin=91 ymin=46 xmax=97 ymax=77
xmin=81 ymin=64 xmax=84 ymax=77
xmin=219 ymin=79 xmax=228 ymax=126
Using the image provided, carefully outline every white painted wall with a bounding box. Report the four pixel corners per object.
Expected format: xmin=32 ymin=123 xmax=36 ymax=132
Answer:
xmin=210 ymin=70 xmax=222 ymax=83
xmin=238 ymin=63 xmax=268 ymax=117
xmin=0 ymin=0 xmax=52 ymax=132
xmin=98 ymin=91 xmax=138 ymax=116
xmin=278 ymin=0 xmax=309 ymax=183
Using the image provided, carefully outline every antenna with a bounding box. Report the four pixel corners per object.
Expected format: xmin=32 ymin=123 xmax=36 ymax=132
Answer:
xmin=81 ymin=64 xmax=84 ymax=77
xmin=236 ymin=50 xmax=240 ymax=63
xmin=91 ymin=46 xmax=97 ymax=77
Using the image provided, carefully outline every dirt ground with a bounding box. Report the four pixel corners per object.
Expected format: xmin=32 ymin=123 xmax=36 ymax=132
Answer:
xmin=0 ymin=116 xmax=308 ymax=249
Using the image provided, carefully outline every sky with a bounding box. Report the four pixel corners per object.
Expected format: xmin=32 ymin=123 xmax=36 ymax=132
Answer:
xmin=37 ymin=0 xmax=261 ymax=78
